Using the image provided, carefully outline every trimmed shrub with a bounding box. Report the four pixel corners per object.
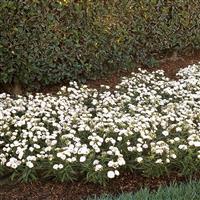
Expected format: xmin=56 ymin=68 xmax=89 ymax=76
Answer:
xmin=0 ymin=0 xmax=200 ymax=89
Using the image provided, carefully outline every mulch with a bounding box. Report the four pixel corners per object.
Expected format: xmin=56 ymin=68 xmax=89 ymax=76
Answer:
xmin=86 ymin=50 xmax=200 ymax=90
xmin=0 ymin=171 xmax=199 ymax=200
xmin=1 ymin=50 xmax=200 ymax=200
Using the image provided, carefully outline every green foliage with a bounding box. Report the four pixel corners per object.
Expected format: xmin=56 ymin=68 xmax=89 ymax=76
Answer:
xmin=0 ymin=0 xmax=200 ymax=89
xmin=10 ymin=166 xmax=37 ymax=182
xmin=87 ymin=181 xmax=200 ymax=200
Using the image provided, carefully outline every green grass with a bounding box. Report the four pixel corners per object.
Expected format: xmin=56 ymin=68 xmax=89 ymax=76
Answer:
xmin=87 ymin=181 xmax=200 ymax=200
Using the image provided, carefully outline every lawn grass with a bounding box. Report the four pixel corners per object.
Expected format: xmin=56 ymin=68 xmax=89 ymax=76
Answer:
xmin=87 ymin=180 xmax=200 ymax=200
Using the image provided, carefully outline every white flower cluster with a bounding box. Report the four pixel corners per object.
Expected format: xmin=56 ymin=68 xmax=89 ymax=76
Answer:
xmin=0 ymin=63 xmax=200 ymax=182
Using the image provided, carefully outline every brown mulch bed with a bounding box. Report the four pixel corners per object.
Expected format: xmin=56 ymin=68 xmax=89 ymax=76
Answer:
xmin=0 ymin=171 xmax=199 ymax=200
xmin=1 ymin=50 xmax=200 ymax=199
xmin=86 ymin=50 xmax=200 ymax=91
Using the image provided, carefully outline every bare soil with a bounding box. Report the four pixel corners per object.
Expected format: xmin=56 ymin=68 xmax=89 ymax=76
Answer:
xmin=0 ymin=171 xmax=199 ymax=200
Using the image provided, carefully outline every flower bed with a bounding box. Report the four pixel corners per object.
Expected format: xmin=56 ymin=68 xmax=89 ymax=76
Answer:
xmin=0 ymin=64 xmax=200 ymax=184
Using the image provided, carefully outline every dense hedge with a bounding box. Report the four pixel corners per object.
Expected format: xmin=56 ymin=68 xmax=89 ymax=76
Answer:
xmin=0 ymin=0 xmax=200 ymax=89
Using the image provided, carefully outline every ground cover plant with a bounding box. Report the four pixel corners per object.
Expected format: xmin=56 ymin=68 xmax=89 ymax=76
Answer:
xmin=0 ymin=63 xmax=200 ymax=184
xmin=87 ymin=180 xmax=200 ymax=200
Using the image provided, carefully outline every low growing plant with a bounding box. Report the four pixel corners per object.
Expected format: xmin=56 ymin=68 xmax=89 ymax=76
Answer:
xmin=0 ymin=64 xmax=200 ymax=184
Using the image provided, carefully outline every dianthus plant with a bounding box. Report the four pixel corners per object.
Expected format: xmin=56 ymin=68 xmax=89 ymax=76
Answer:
xmin=0 ymin=64 xmax=200 ymax=184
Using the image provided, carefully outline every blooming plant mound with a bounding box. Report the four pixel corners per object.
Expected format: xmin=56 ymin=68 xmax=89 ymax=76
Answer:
xmin=0 ymin=64 xmax=200 ymax=184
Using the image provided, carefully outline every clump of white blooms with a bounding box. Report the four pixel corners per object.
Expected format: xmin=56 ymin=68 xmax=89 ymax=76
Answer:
xmin=0 ymin=63 xmax=200 ymax=183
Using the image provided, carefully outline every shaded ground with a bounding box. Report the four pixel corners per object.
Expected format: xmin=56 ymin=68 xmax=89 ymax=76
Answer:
xmin=0 ymin=171 xmax=199 ymax=200
xmin=87 ymin=50 xmax=200 ymax=91
xmin=1 ymin=50 xmax=200 ymax=199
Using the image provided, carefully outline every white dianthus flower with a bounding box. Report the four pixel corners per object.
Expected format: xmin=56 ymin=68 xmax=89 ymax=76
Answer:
xmin=188 ymin=141 xmax=194 ymax=146
xmin=114 ymin=170 xmax=120 ymax=176
xmin=178 ymin=145 xmax=188 ymax=150
xmin=117 ymin=137 xmax=122 ymax=141
xmin=162 ymin=131 xmax=169 ymax=136
xmin=127 ymin=147 xmax=133 ymax=152
xmin=95 ymin=164 xmax=103 ymax=171
xmin=59 ymin=164 xmax=64 ymax=169
xmin=26 ymin=161 xmax=34 ymax=168
xmin=155 ymin=159 xmax=163 ymax=164
xmin=136 ymin=147 xmax=143 ymax=152
xmin=193 ymin=141 xmax=200 ymax=147
xmin=117 ymin=157 xmax=126 ymax=166
xmin=92 ymin=99 xmax=98 ymax=105
xmin=174 ymin=137 xmax=180 ymax=142
xmin=176 ymin=127 xmax=182 ymax=132
xmin=171 ymin=154 xmax=177 ymax=159
xmin=107 ymin=170 xmax=115 ymax=179
xmin=143 ymin=144 xmax=148 ymax=149
xmin=53 ymin=164 xmax=59 ymax=170
xmin=136 ymin=157 xmax=143 ymax=163
xmin=93 ymin=160 xmax=99 ymax=165
xmin=80 ymin=156 xmax=86 ymax=163
xmin=108 ymin=161 xmax=114 ymax=167
xmin=51 ymin=140 xmax=57 ymax=146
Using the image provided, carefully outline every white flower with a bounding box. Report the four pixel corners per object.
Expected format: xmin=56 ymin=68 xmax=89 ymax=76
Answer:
xmin=136 ymin=157 xmax=143 ymax=163
xmin=155 ymin=159 xmax=163 ymax=164
xmin=60 ymin=155 xmax=66 ymax=160
xmin=176 ymin=127 xmax=182 ymax=132
xmin=162 ymin=131 xmax=169 ymax=136
xmin=114 ymin=170 xmax=120 ymax=176
xmin=53 ymin=164 xmax=59 ymax=170
xmin=171 ymin=154 xmax=177 ymax=159
xmin=137 ymin=147 xmax=143 ymax=152
xmin=0 ymin=157 xmax=6 ymax=165
xmin=92 ymin=99 xmax=98 ymax=105
xmin=33 ymin=144 xmax=40 ymax=149
xmin=59 ymin=164 xmax=64 ymax=169
xmin=26 ymin=161 xmax=34 ymax=168
xmin=193 ymin=141 xmax=200 ymax=147
xmin=143 ymin=144 xmax=148 ymax=149
xmin=127 ymin=147 xmax=133 ymax=152
xmin=28 ymin=147 xmax=34 ymax=154
xmin=117 ymin=157 xmax=126 ymax=166
xmin=60 ymin=86 xmax=67 ymax=93
xmin=93 ymin=160 xmax=99 ymax=165
xmin=108 ymin=161 xmax=114 ymax=167
xmin=174 ymin=137 xmax=180 ymax=142
xmin=6 ymin=157 xmax=19 ymax=169
xmin=189 ymin=141 xmax=194 ymax=146
xmin=51 ymin=140 xmax=57 ymax=146
xmin=95 ymin=164 xmax=103 ymax=171
xmin=80 ymin=156 xmax=86 ymax=163
xmin=117 ymin=137 xmax=122 ymax=141
xmin=10 ymin=163 xmax=18 ymax=169
xmin=155 ymin=149 xmax=163 ymax=155
xmin=178 ymin=145 xmax=188 ymax=150
xmin=107 ymin=170 xmax=115 ymax=179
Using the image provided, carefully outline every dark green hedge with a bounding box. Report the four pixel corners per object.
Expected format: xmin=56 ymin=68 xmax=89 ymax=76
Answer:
xmin=0 ymin=0 xmax=200 ymax=89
